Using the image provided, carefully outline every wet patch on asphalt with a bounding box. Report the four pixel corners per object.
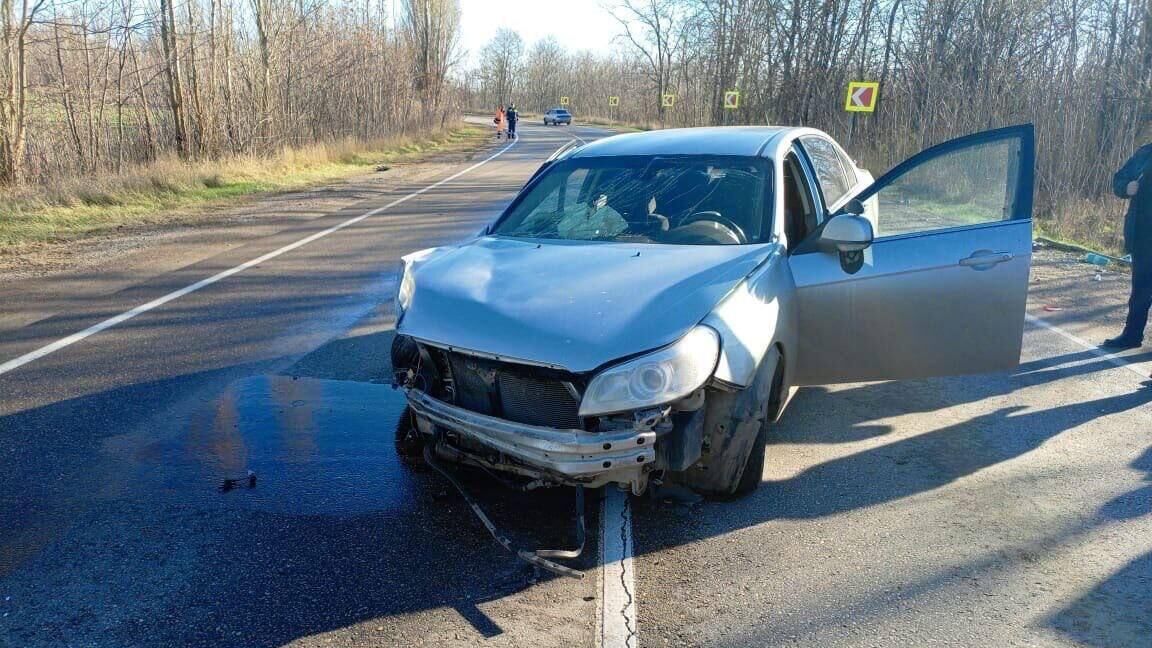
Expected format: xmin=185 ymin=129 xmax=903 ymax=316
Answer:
xmin=1 ymin=374 xmax=598 ymax=647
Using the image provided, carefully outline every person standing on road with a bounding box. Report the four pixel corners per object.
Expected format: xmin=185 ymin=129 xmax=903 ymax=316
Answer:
xmin=494 ymin=105 xmax=506 ymax=140
xmin=506 ymin=103 xmax=519 ymax=139
xmin=1103 ymin=141 xmax=1152 ymax=350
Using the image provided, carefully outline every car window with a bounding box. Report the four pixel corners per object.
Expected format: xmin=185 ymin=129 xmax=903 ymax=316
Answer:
xmin=871 ymin=138 xmax=1019 ymax=238
xmin=799 ymin=136 xmax=852 ymax=206
xmin=782 ymin=150 xmax=819 ymax=251
xmin=835 ymin=148 xmax=857 ymax=184
xmin=493 ymin=156 xmax=770 ymax=245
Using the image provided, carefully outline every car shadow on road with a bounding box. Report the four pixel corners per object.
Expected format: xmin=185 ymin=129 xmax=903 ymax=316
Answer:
xmin=0 ymin=334 xmax=596 ymax=647
xmin=1045 ymin=445 xmax=1152 ymax=647
xmin=630 ymin=344 xmax=1152 ymax=644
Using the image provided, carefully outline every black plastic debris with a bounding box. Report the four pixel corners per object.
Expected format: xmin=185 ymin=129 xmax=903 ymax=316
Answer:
xmin=219 ymin=470 xmax=257 ymax=492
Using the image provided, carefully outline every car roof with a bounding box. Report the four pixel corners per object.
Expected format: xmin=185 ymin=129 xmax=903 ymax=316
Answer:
xmin=569 ymin=126 xmax=791 ymax=159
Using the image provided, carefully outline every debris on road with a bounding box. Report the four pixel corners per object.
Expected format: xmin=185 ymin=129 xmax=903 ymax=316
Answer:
xmin=423 ymin=444 xmax=587 ymax=579
xmin=1082 ymin=252 xmax=1111 ymax=266
xmin=219 ymin=470 xmax=257 ymax=492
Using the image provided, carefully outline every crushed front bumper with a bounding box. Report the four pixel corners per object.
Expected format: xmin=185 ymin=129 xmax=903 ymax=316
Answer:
xmin=405 ymin=389 xmax=655 ymax=489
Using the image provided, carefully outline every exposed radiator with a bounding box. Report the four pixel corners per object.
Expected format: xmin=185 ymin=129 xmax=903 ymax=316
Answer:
xmin=438 ymin=350 xmax=584 ymax=430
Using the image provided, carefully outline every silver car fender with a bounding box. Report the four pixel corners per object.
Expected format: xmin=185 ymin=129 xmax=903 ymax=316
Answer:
xmin=670 ymin=345 xmax=783 ymax=495
xmin=701 ymin=243 xmax=796 ymax=393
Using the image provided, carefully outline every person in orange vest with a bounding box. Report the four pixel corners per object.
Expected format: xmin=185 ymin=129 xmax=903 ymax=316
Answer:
xmin=493 ymin=105 xmax=506 ymax=140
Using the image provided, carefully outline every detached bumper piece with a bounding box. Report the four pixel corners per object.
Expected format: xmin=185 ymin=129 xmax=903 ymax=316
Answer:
xmin=405 ymin=389 xmax=656 ymax=488
xmin=423 ymin=445 xmax=587 ymax=579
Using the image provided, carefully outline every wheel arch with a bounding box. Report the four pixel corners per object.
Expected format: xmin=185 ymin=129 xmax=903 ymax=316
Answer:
xmin=766 ymin=341 xmax=789 ymax=422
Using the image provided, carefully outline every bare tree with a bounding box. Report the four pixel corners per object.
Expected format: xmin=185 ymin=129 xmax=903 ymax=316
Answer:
xmin=477 ymin=28 xmax=522 ymax=108
xmin=4 ymin=0 xmax=463 ymax=186
xmin=403 ymin=0 xmax=461 ymax=126
xmin=610 ymin=0 xmax=683 ymax=126
xmin=0 ymin=0 xmax=47 ymax=183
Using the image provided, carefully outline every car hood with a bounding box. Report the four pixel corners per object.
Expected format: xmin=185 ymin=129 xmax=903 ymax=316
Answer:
xmin=398 ymin=237 xmax=773 ymax=372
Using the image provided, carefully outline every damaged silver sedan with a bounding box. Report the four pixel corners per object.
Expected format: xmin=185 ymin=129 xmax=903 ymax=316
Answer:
xmin=393 ymin=124 xmax=1035 ymax=497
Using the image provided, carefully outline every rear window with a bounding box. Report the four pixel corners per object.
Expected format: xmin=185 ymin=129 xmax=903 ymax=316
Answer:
xmin=492 ymin=155 xmax=771 ymax=245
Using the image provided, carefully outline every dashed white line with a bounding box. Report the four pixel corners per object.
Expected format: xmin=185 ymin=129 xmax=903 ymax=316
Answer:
xmin=601 ymin=487 xmax=638 ymax=648
xmin=1026 ymin=313 xmax=1148 ymax=382
xmin=0 ymin=137 xmax=520 ymax=378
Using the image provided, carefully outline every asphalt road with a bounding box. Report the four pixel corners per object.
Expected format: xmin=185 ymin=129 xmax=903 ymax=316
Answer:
xmin=2 ymin=121 xmax=1151 ymax=648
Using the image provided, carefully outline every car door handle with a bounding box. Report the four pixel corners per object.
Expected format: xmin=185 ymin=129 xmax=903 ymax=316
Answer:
xmin=958 ymin=251 xmax=1014 ymax=269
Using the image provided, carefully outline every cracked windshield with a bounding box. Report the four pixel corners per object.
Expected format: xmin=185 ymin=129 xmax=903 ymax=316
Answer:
xmin=494 ymin=157 xmax=769 ymax=244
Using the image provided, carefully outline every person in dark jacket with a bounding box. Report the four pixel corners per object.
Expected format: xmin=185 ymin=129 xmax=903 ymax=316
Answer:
xmin=506 ymin=103 xmax=519 ymax=139
xmin=1102 ymin=141 xmax=1152 ymax=349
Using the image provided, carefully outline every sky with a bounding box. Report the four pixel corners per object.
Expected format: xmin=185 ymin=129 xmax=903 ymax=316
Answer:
xmin=456 ymin=0 xmax=622 ymax=65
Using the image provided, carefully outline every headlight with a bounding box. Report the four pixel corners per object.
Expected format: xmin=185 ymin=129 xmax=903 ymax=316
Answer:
xmin=579 ymin=326 xmax=720 ymax=416
xmin=396 ymin=261 xmax=415 ymax=320
xmin=395 ymin=248 xmax=438 ymax=322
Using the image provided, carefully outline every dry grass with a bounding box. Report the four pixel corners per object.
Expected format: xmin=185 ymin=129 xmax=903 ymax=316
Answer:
xmin=576 ymin=115 xmax=652 ymax=132
xmin=1036 ymin=197 xmax=1129 ymax=256
xmin=0 ymin=124 xmax=488 ymax=251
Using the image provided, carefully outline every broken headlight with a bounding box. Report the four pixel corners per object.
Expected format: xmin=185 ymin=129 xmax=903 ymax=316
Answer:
xmin=396 ymin=247 xmax=438 ymax=323
xmin=579 ymin=326 xmax=719 ymax=416
xmin=396 ymin=261 xmax=415 ymax=321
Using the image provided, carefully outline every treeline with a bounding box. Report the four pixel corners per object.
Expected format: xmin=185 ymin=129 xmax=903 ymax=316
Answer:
xmin=1 ymin=0 xmax=461 ymax=185
xmin=466 ymin=0 xmax=1152 ymax=247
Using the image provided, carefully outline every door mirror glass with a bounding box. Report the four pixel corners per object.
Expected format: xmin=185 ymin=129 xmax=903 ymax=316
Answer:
xmin=818 ymin=213 xmax=874 ymax=253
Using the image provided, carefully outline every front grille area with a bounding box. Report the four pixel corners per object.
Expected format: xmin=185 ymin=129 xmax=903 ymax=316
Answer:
xmin=434 ymin=349 xmax=584 ymax=429
xmin=497 ymin=372 xmax=582 ymax=429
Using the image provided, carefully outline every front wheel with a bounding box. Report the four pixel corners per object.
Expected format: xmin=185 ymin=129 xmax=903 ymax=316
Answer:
xmin=733 ymin=419 xmax=768 ymax=496
xmin=669 ymin=348 xmax=783 ymax=497
xmin=394 ymin=406 xmax=425 ymax=465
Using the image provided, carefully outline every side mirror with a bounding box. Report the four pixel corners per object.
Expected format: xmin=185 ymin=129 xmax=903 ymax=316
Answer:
xmin=838 ymin=198 xmax=865 ymax=216
xmin=818 ymin=213 xmax=874 ymax=253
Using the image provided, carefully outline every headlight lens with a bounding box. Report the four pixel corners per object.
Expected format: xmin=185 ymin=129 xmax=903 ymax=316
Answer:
xmin=395 ymin=248 xmax=438 ymax=322
xmin=396 ymin=262 xmax=415 ymax=319
xmin=579 ymin=326 xmax=720 ymax=416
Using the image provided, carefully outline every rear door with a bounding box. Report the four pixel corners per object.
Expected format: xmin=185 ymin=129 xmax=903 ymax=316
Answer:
xmin=789 ymin=125 xmax=1034 ymax=385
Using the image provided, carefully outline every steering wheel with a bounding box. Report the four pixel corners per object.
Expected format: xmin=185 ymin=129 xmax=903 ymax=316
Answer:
xmin=678 ymin=211 xmax=748 ymax=244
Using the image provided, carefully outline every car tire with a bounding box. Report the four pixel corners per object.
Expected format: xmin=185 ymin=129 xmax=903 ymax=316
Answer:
xmin=394 ymin=406 xmax=425 ymax=465
xmin=732 ymin=356 xmax=785 ymax=496
xmin=733 ymin=418 xmax=768 ymax=496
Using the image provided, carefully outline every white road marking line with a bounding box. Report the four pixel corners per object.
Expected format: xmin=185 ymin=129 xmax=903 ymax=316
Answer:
xmin=601 ymin=487 xmax=638 ymax=648
xmin=0 ymin=138 xmax=522 ymax=378
xmin=1026 ymin=313 xmax=1149 ymax=382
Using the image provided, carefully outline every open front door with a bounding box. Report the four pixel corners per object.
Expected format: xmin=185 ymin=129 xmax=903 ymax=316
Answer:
xmin=790 ymin=125 xmax=1034 ymax=385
